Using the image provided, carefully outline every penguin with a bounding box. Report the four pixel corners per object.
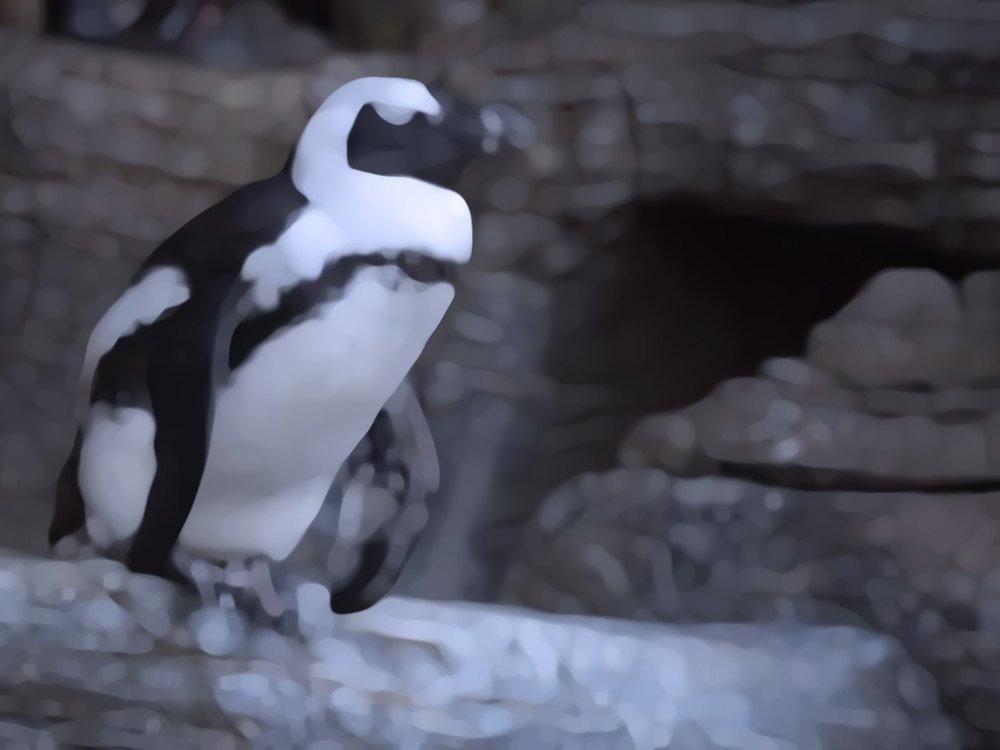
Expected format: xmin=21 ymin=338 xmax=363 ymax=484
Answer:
xmin=48 ymin=76 xmax=535 ymax=620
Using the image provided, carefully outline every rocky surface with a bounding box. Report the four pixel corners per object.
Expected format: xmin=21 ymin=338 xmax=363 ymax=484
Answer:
xmin=471 ymin=0 xmax=1000 ymax=246
xmin=13 ymin=0 xmax=1000 ymax=238
xmin=499 ymin=468 xmax=1000 ymax=748
xmin=0 ymin=547 xmax=958 ymax=750
xmin=618 ymin=269 xmax=1000 ymax=486
xmin=503 ymin=265 xmax=1000 ymax=748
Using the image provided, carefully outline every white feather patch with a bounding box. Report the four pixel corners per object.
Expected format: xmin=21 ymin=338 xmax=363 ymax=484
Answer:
xmin=174 ymin=267 xmax=456 ymax=562
xmin=77 ymin=404 xmax=158 ymax=550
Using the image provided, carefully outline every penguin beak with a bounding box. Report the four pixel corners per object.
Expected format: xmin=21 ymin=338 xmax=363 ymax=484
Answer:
xmin=477 ymin=103 xmax=537 ymax=153
xmin=428 ymin=85 xmax=536 ymax=156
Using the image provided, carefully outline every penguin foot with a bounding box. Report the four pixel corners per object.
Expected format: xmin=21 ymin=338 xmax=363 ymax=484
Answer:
xmin=241 ymin=596 xmax=304 ymax=641
xmin=128 ymin=550 xmax=198 ymax=595
xmin=248 ymin=555 xmax=287 ymax=619
xmin=221 ymin=557 xmax=303 ymax=639
xmin=171 ymin=551 xmax=226 ymax=607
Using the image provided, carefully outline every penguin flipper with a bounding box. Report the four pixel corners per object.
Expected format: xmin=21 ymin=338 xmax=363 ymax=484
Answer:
xmin=328 ymin=377 xmax=437 ymax=614
xmin=124 ymin=282 xmax=242 ymax=585
xmin=48 ymin=430 xmax=87 ymax=547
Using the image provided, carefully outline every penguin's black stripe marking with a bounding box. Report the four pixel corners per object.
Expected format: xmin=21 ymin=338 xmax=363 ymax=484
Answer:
xmin=89 ymin=320 xmax=157 ymax=411
xmin=228 ymin=251 xmax=454 ymax=372
xmin=125 ymin=275 xmax=247 ymax=582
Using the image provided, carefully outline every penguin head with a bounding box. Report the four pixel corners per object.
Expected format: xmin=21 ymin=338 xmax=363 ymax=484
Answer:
xmin=298 ymin=76 xmax=535 ymax=191
xmin=346 ymin=82 xmax=535 ymax=189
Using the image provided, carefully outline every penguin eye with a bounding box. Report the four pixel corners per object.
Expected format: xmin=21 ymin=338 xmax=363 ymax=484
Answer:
xmin=345 ymin=102 xmax=480 ymax=190
xmin=347 ymin=105 xmax=424 ymax=168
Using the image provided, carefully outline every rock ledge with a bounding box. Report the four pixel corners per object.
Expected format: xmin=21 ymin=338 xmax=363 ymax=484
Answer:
xmin=0 ymin=548 xmax=957 ymax=749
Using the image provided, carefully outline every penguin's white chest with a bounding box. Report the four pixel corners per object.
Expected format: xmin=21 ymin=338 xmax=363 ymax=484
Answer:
xmin=80 ymin=268 xmax=455 ymax=563
xmin=180 ymin=269 xmax=456 ymax=561
xmin=225 ymin=268 xmax=451 ymax=436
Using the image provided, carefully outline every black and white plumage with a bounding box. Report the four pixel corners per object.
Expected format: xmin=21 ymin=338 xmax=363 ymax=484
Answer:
xmin=48 ymin=76 xmax=534 ymax=617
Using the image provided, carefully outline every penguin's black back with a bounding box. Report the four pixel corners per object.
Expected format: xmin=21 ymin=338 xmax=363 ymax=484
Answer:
xmin=138 ymin=151 xmax=308 ymax=288
xmin=49 ymin=153 xmax=307 ymax=549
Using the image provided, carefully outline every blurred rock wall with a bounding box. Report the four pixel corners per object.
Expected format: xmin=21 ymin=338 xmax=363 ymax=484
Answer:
xmin=501 ymin=293 xmax=1000 ymax=743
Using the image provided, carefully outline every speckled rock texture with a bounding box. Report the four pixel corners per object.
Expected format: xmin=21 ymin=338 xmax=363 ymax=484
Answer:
xmin=610 ymin=269 xmax=1000 ymax=491
xmin=613 ymin=270 xmax=1000 ymax=486
xmin=501 ymin=469 xmax=1000 ymax=729
xmin=0 ymin=548 xmax=960 ymax=750
xmin=502 ymin=268 xmax=1000 ymax=748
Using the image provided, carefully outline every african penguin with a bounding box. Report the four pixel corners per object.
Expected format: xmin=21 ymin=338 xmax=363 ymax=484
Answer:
xmin=48 ymin=76 xmax=535 ymax=620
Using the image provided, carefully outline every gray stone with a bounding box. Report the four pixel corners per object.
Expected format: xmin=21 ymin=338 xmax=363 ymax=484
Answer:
xmin=500 ymin=468 xmax=1000 ymax=748
xmin=0 ymin=548 xmax=960 ymax=750
xmin=621 ymin=270 xmax=1000 ymax=484
xmin=809 ymin=270 xmax=1000 ymax=390
xmin=621 ymin=373 xmax=1000 ymax=482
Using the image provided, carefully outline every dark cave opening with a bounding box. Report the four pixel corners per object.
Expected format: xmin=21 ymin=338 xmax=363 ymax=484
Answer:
xmin=506 ymin=195 xmax=1000 ymax=749
xmin=481 ymin=192 xmax=1000 ymax=604
xmin=533 ymin=193 xmax=1000 ymax=494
